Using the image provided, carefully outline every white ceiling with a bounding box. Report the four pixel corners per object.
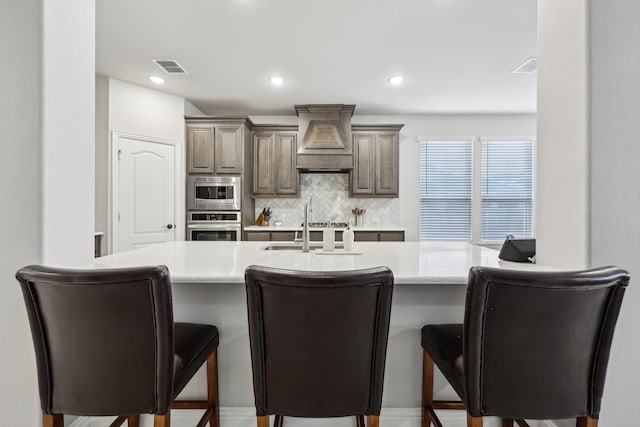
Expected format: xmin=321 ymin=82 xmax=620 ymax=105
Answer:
xmin=96 ymin=0 xmax=537 ymax=115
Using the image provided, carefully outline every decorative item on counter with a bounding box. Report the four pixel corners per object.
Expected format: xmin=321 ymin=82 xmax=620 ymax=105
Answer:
xmin=342 ymin=226 xmax=354 ymax=251
xmin=322 ymin=228 xmax=335 ymax=251
xmin=256 ymin=207 xmax=272 ymax=226
xmin=352 ymin=207 xmax=366 ymax=227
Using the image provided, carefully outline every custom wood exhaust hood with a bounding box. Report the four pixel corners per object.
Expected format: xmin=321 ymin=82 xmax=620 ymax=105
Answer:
xmin=295 ymin=104 xmax=355 ymax=171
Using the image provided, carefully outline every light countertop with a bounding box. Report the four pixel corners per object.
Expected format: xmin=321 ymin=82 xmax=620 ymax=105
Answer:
xmin=92 ymin=241 xmax=546 ymax=285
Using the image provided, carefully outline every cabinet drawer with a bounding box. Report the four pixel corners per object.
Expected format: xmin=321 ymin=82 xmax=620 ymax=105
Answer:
xmin=355 ymin=232 xmax=379 ymax=242
xmin=271 ymin=231 xmax=296 ymax=241
xmin=245 ymin=231 xmax=270 ymax=241
xmin=379 ymin=231 xmax=404 ymax=241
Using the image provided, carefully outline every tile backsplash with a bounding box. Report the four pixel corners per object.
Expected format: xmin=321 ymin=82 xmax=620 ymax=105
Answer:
xmin=254 ymin=173 xmax=399 ymax=226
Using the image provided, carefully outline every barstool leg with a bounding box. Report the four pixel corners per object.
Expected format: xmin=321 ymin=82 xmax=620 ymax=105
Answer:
xmin=257 ymin=415 xmax=270 ymax=427
xmin=207 ymin=351 xmax=220 ymax=427
xmin=466 ymin=412 xmax=483 ymax=427
xmin=367 ymin=415 xmax=379 ymax=427
xmin=127 ymin=415 xmax=140 ymax=427
xmin=153 ymin=412 xmax=170 ymax=427
xmin=422 ymin=352 xmax=434 ymax=427
xmin=43 ymin=414 xmax=64 ymax=427
xmin=577 ymin=417 xmax=598 ymax=427
xmin=356 ymin=415 xmax=365 ymax=427
xmin=502 ymin=419 xmax=514 ymax=427
xmin=274 ymin=415 xmax=284 ymax=427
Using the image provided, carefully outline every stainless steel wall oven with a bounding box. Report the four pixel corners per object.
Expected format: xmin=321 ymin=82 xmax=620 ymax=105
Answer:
xmin=186 ymin=211 xmax=242 ymax=241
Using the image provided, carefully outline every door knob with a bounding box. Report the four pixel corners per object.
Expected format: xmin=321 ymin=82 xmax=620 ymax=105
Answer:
xmin=167 ymin=224 xmax=173 ymax=229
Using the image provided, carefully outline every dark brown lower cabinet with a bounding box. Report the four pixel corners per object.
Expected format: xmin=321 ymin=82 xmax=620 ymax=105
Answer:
xmin=271 ymin=231 xmax=296 ymax=241
xmin=244 ymin=230 xmax=404 ymax=242
xmin=355 ymin=231 xmax=405 ymax=241
xmin=245 ymin=231 xmax=295 ymax=241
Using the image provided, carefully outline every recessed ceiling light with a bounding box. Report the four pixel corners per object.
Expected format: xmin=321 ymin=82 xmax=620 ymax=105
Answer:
xmin=388 ymin=75 xmax=404 ymax=85
xmin=149 ymin=75 xmax=165 ymax=85
xmin=270 ymin=76 xmax=285 ymax=86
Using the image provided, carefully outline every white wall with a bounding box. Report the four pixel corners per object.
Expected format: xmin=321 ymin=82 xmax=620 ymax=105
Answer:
xmin=0 ymin=1 xmax=42 ymax=425
xmin=41 ymin=0 xmax=95 ymax=265
xmin=95 ymin=75 xmax=110 ymax=256
xmin=537 ymin=0 xmax=640 ymax=426
xmin=250 ymin=114 xmax=536 ymax=241
xmin=95 ymin=78 xmax=187 ymax=254
xmin=536 ymin=0 xmax=590 ymax=269
xmin=108 ymin=78 xmax=186 ymax=142
xmin=589 ymin=0 xmax=640 ymax=426
xmin=185 ymin=99 xmax=205 ymax=116
xmin=1 ymin=0 xmax=95 ymax=425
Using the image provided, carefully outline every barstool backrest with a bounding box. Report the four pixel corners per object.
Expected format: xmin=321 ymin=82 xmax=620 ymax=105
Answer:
xmin=244 ymin=265 xmax=394 ymax=418
xmin=463 ymin=266 xmax=629 ymax=419
xmin=16 ymin=265 xmax=175 ymax=416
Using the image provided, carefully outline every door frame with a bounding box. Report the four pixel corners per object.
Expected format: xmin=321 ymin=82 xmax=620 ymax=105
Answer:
xmin=109 ymin=131 xmax=184 ymax=254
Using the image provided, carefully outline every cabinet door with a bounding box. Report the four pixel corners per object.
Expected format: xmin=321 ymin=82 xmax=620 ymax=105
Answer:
xmin=310 ymin=231 xmax=323 ymax=241
xmin=275 ymin=133 xmax=297 ymax=195
xmin=379 ymin=231 xmax=404 ymax=241
xmin=354 ymin=231 xmax=379 ymax=241
xmin=253 ymin=133 xmax=274 ymax=195
xmin=188 ymin=125 xmax=215 ymax=173
xmin=352 ymin=133 xmax=375 ymax=195
xmin=215 ymin=125 xmax=243 ymax=174
xmin=245 ymin=231 xmax=270 ymax=241
xmin=271 ymin=231 xmax=296 ymax=241
xmin=375 ymin=132 xmax=399 ymax=195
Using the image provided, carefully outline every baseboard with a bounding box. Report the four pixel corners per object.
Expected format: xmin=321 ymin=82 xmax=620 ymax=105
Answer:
xmin=68 ymin=407 xmax=563 ymax=427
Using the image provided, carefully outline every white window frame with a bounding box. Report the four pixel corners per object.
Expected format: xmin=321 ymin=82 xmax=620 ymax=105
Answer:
xmin=418 ymin=136 xmax=536 ymax=245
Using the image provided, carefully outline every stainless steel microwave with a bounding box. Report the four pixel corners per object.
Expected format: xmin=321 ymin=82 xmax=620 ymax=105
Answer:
xmin=187 ymin=176 xmax=241 ymax=211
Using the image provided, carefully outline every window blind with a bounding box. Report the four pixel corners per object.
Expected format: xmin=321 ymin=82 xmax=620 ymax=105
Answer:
xmin=481 ymin=140 xmax=534 ymax=241
xmin=419 ymin=141 xmax=472 ymax=240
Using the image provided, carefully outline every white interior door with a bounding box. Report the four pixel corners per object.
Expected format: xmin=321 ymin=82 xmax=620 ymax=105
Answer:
xmin=113 ymin=133 xmax=177 ymax=253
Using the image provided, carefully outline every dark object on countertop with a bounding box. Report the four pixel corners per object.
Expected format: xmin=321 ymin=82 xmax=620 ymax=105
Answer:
xmin=421 ymin=266 xmax=629 ymax=427
xmin=245 ymin=265 xmax=394 ymax=427
xmin=16 ymin=265 xmax=220 ymax=427
xmin=262 ymin=207 xmax=272 ymax=220
xmin=498 ymin=235 xmax=536 ymax=263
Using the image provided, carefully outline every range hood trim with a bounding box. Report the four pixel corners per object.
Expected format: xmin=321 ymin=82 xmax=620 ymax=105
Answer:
xmin=296 ymin=153 xmax=353 ymax=171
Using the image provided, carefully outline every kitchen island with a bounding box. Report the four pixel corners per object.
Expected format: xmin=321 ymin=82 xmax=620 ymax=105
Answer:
xmin=93 ymin=240 xmax=509 ymax=284
xmin=92 ymin=241 xmax=544 ymax=427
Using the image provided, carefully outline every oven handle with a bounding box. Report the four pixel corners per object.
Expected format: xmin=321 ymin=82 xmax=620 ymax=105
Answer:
xmin=187 ymin=223 xmax=241 ymax=230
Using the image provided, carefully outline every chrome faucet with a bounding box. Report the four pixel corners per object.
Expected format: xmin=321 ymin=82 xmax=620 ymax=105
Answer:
xmin=302 ymin=196 xmax=312 ymax=252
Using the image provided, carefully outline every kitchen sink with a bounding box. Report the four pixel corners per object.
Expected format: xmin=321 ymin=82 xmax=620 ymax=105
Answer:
xmin=262 ymin=242 xmax=343 ymax=251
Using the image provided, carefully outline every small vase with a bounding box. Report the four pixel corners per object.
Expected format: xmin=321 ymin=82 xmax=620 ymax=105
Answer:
xmin=356 ymin=216 xmax=364 ymax=227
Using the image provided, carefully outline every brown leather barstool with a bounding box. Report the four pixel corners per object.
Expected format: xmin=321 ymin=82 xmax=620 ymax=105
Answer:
xmin=244 ymin=265 xmax=394 ymax=427
xmin=421 ymin=266 xmax=629 ymax=427
xmin=16 ymin=265 xmax=220 ymax=427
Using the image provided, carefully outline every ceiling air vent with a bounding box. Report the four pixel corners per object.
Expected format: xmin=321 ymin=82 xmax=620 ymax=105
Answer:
xmin=512 ymin=57 xmax=537 ymax=74
xmin=152 ymin=59 xmax=188 ymax=74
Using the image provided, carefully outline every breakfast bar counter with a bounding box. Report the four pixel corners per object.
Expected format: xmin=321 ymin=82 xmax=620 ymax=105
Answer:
xmin=90 ymin=241 xmax=545 ymax=424
xmin=92 ymin=240 xmax=532 ymax=284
